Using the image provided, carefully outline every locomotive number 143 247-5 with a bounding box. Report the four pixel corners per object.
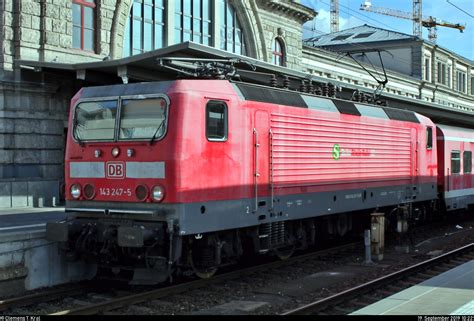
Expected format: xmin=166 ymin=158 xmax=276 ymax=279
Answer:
xmin=99 ymin=188 xmax=132 ymax=197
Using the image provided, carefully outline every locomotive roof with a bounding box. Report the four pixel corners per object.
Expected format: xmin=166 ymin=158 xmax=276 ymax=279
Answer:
xmin=77 ymin=78 xmax=422 ymax=125
xmin=233 ymin=82 xmax=421 ymax=124
xmin=79 ymin=81 xmax=174 ymax=98
xmin=437 ymin=124 xmax=474 ymax=139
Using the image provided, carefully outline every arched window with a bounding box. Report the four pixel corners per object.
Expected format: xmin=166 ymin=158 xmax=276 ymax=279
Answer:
xmin=272 ymin=38 xmax=285 ymax=66
xmin=72 ymin=0 xmax=96 ymax=52
xmin=123 ymin=0 xmax=166 ymax=57
xmin=174 ymin=0 xmax=212 ymax=45
xmin=220 ymin=1 xmax=246 ymax=55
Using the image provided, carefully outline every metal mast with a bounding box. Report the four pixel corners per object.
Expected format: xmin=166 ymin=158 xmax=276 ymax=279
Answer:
xmin=413 ymin=0 xmax=422 ymax=38
xmin=331 ymin=0 xmax=339 ymax=33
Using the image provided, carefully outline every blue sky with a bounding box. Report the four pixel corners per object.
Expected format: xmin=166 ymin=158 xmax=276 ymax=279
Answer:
xmin=301 ymin=0 xmax=474 ymax=60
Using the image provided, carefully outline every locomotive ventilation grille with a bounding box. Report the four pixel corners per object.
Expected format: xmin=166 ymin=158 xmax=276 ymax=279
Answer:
xmin=269 ymin=112 xmax=414 ymax=186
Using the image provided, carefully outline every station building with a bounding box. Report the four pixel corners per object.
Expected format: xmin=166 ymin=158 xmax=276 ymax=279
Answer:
xmin=0 ymin=0 xmax=473 ymax=208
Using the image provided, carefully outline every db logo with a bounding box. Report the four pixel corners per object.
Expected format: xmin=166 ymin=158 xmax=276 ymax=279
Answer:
xmin=106 ymin=162 xmax=125 ymax=179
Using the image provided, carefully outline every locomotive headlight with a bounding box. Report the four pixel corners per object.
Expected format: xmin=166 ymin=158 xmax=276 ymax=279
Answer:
xmin=70 ymin=184 xmax=82 ymax=199
xmin=152 ymin=185 xmax=165 ymax=202
xmin=83 ymin=184 xmax=95 ymax=200
xmin=112 ymin=147 xmax=120 ymax=158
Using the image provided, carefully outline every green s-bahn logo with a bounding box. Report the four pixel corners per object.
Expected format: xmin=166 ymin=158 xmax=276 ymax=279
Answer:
xmin=333 ymin=144 xmax=341 ymax=160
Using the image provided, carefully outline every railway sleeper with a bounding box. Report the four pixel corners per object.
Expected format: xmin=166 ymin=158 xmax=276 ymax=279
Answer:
xmin=332 ymin=306 xmax=354 ymax=315
xmin=352 ymin=299 xmax=375 ymax=307
xmin=406 ymin=276 xmax=427 ymax=283
xmin=418 ymin=272 xmax=439 ymax=278
xmin=449 ymin=258 xmax=469 ymax=265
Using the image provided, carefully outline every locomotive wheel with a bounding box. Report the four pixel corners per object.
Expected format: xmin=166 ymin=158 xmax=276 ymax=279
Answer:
xmin=188 ymin=249 xmax=218 ymax=279
xmin=273 ymin=244 xmax=296 ymax=261
xmin=336 ymin=214 xmax=349 ymax=237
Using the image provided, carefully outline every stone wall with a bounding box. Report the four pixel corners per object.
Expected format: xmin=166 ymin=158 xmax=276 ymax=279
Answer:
xmin=0 ymin=0 xmax=120 ymax=207
xmin=255 ymin=0 xmax=315 ymax=70
xmin=0 ymin=0 xmax=116 ymax=69
xmin=0 ymin=79 xmax=72 ymax=207
xmin=1 ymin=0 xmax=15 ymax=72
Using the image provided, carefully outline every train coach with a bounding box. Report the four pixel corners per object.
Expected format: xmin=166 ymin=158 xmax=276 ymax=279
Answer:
xmin=437 ymin=125 xmax=474 ymax=211
xmin=46 ymin=71 xmax=471 ymax=284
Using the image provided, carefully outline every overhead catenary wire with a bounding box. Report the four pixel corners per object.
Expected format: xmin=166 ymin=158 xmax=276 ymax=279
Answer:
xmin=320 ymin=0 xmax=405 ymax=33
xmin=446 ymin=0 xmax=474 ymax=18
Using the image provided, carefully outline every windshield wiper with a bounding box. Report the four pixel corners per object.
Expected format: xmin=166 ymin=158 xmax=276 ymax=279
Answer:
xmin=149 ymin=120 xmax=165 ymax=145
xmin=73 ymin=109 xmax=84 ymax=147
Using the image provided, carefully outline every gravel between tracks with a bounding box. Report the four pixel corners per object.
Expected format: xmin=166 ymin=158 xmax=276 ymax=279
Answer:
xmin=111 ymin=218 xmax=474 ymax=315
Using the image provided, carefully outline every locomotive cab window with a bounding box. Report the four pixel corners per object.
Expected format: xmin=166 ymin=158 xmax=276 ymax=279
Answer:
xmin=426 ymin=127 xmax=433 ymax=149
xmin=206 ymin=102 xmax=228 ymax=141
xmin=119 ymin=97 xmax=168 ymax=141
xmin=464 ymin=151 xmax=472 ymax=174
xmin=73 ymin=100 xmax=118 ymax=141
xmin=451 ymin=151 xmax=461 ymax=175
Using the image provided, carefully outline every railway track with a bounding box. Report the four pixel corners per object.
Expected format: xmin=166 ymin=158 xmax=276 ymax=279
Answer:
xmin=281 ymin=243 xmax=474 ymax=315
xmin=4 ymin=218 xmax=472 ymax=315
xmin=46 ymin=242 xmax=360 ymax=315
xmin=0 ymin=284 xmax=90 ymax=313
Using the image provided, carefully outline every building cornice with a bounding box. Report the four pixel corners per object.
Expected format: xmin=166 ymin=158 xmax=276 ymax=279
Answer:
xmin=257 ymin=0 xmax=317 ymax=23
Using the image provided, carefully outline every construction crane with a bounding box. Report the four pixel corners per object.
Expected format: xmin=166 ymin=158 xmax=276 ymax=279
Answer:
xmin=360 ymin=0 xmax=466 ymax=43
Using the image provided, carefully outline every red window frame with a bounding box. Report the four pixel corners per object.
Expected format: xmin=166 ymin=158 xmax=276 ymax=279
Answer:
xmin=72 ymin=0 xmax=96 ymax=52
xmin=272 ymin=38 xmax=285 ymax=66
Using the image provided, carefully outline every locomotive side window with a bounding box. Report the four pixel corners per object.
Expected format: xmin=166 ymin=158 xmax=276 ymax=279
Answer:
xmin=206 ymin=101 xmax=228 ymax=142
xmin=463 ymin=151 xmax=472 ymax=174
xmin=73 ymin=100 xmax=117 ymax=141
xmin=451 ymin=151 xmax=461 ymax=175
xmin=119 ymin=98 xmax=168 ymax=141
xmin=426 ymin=127 xmax=433 ymax=149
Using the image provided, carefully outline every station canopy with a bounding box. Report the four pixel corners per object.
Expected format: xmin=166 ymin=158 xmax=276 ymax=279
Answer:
xmin=17 ymin=41 xmax=474 ymax=129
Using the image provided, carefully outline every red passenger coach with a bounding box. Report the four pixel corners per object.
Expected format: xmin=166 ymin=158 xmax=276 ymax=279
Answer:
xmin=47 ymin=75 xmax=439 ymax=284
xmin=437 ymin=125 xmax=474 ymax=211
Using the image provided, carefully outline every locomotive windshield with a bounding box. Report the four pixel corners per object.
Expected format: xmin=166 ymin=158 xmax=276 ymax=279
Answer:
xmin=119 ymin=98 xmax=167 ymax=140
xmin=73 ymin=97 xmax=168 ymax=142
xmin=73 ymin=100 xmax=117 ymax=141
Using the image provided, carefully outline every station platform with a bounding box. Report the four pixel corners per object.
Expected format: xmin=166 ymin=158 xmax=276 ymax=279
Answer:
xmin=0 ymin=207 xmax=66 ymax=241
xmin=0 ymin=206 xmax=95 ymax=293
xmin=351 ymin=260 xmax=474 ymax=315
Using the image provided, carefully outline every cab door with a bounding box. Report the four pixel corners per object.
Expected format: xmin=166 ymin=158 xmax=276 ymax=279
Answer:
xmin=253 ymin=110 xmax=270 ymax=213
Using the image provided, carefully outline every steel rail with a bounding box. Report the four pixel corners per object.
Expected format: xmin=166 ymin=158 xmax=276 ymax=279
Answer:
xmin=50 ymin=242 xmax=360 ymax=315
xmin=281 ymin=243 xmax=474 ymax=315
xmin=0 ymin=284 xmax=90 ymax=312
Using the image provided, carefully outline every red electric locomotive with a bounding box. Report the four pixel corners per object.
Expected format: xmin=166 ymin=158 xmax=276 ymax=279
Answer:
xmin=47 ymin=61 xmax=442 ymax=284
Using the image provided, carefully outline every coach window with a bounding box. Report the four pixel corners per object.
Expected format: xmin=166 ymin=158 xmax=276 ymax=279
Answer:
xmin=464 ymin=151 xmax=472 ymax=174
xmin=206 ymin=102 xmax=228 ymax=142
xmin=426 ymin=127 xmax=433 ymax=149
xmin=451 ymin=151 xmax=461 ymax=175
